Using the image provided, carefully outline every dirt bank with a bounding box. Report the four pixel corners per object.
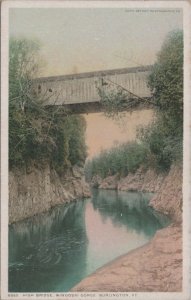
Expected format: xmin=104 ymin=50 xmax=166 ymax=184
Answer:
xmin=72 ymin=164 xmax=182 ymax=292
xmin=9 ymin=164 xmax=90 ymax=224
xmin=71 ymin=225 xmax=182 ymax=292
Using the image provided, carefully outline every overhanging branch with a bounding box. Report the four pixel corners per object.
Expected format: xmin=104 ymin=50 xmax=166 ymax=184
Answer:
xmin=103 ymin=78 xmax=157 ymax=107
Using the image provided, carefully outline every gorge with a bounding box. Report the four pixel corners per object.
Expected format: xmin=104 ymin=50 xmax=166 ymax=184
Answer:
xmin=8 ymin=29 xmax=184 ymax=294
xmin=9 ymin=160 xmax=182 ymax=292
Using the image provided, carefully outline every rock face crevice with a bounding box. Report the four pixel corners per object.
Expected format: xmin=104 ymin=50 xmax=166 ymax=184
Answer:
xmin=72 ymin=164 xmax=183 ymax=292
xmin=9 ymin=165 xmax=90 ymax=224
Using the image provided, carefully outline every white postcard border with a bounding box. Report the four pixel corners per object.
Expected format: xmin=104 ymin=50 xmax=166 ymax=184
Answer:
xmin=1 ymin=1 xmax=191 ymax=300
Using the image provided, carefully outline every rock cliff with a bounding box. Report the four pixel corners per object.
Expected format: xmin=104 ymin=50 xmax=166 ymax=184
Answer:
xmin=150 ymin=164 xmax=182 ymax=223
xmin=9 ymin=164 xmax=90 ymax=224
xmin=117 ymin=167 xmax=165 ymax=193
xmin=94 ymin=167 xmax=165 ymax=193
xmin=92 ymin=164 xmax=182 ymax=223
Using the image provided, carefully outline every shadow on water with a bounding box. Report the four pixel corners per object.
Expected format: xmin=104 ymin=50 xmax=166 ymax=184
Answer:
xmin=9 ymin=201 xmax=88 ymax=292
xmin=9 ymin=190 xmax=170 ymax=292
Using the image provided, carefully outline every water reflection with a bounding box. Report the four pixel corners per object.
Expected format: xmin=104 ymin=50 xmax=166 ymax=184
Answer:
xmin=91 ymin=189 xmax=170 ymax=237
xmin=9 ymin=190 xmax=170 ymax=292
xmin=9 ymin=201 xmax=88 ymax=292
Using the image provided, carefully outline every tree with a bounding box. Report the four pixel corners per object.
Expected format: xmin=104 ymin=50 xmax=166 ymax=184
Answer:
xmin=148 ymin=29 xmax=183 ymax=135
xmin=85 ymin=141 xmax=148 ymax=181
xmin=9 ymin=37 xmax=44 ymax=112
xmin=97 ymin=86 xmax=141 ymax=120
xmin=138 ymin=30 xmax=183 ymax=170
xmin=9 ymin=38 xmax=87 ymax=170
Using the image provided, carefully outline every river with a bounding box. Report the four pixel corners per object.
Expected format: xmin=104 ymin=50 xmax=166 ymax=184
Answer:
xmin=9 ymin=189 xmax=170 ymax=292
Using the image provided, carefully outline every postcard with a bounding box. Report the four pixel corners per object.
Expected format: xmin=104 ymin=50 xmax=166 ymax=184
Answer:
xmin=1 ymin=1 xmax=191 ymax=299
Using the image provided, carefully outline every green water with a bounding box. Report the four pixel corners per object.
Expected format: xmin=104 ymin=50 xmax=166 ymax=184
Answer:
xmin=9 ymin=189 xmax=170 ymax=292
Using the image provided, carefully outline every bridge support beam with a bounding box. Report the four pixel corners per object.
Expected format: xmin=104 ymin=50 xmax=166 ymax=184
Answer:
xmin=46 ymin=99 xmax=154 ymax=115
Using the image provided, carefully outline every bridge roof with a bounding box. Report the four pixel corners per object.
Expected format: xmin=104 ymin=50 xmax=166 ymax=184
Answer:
xmin=34 ymin=65 xmax=153 ymax=83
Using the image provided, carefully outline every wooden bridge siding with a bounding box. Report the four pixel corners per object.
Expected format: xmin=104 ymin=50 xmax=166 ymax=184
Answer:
xmin=37 ymin=76 xmax=100 ymax=105
xmin=109 ymin=72 xmax=150 ymax=97
xmin=34 ymin=70 xmax=151 ymax=106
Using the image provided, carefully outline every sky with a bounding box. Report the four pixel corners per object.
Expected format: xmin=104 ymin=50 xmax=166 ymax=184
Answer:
xmin=9 ymin=7 xmax=183 ymax=158
xmin=9 ymin=8 xmax=183 ymax=76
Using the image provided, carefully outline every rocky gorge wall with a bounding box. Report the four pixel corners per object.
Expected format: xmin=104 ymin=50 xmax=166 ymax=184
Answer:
xmin=9 ymin=161 xmax=183 ymax=292
xmin=9 ymin=164 xmax=90 ymax=224
xmin=91 ymin=163 xmax=182 ymax=223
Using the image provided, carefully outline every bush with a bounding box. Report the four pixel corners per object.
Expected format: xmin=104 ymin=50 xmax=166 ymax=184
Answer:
xmin=85 ymin=141 xmax=148 ymax=181
xmin=9 ymin=106 xmax=87 ymax=173
xmin=137 ymin=118 xmax=183 ymax=171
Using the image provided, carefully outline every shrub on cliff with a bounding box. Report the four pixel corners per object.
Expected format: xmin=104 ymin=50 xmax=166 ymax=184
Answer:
xmin=9 ymin=38 xmax=87 ymax=172
xmin=85 ymin=141 xmax=148 ymax=181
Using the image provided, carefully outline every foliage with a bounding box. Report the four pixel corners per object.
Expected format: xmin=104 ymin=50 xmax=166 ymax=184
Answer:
xmin=9 ymin=37 xmax=45 ymax=112
xmin=85 ymin=141 xmax=148 ymax=181
xmin=49 ymin=114 xmax=87 ymax=173
xmin=137 ymin=117 xmax=183 ymax=171
xmin=9 ymin=38 xmax=87 ymax=172
xmin=138 ymin=29 xmax=183 ymax=171
xmin=92 ymin=30 xmax=183 ymax=174
xmin=97 ymin=85 xmax=140 ymax=120
xmin=148 ymin=29 xmax=183 ymax=132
